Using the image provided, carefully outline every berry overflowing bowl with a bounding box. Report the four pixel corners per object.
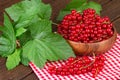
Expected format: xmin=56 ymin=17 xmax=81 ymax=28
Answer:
xmin=57 ymin=8 xmax=117 ymax=55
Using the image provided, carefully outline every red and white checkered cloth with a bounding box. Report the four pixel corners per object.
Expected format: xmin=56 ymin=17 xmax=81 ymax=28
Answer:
xmin=29 ymin=35 xmax=120 ymax=80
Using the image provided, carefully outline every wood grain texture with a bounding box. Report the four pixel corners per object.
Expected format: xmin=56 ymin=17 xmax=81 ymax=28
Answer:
xmin=0 ymin=0 xmax=120 ymax=80
xmin=46 ymin=0 xmax=71 ymax=21
xmin=101 ymin=0 xmax=120 ymax=21
xmin=22 ymin=73 xmax=39 ymax=80
xmin=0 ymin=0 xmax=71 ymax=23
xmin=0 ymin=57 xmax=6 ymax=67
xmin=0 ymin=0 xmax=21 ymax=24
xmin=113 ymin=18 xmax=120 ymax=33
xmin=91 ymin=0 xmax=111 ymax=5
xmin=0 ymin=64 xmax=33 ymax=80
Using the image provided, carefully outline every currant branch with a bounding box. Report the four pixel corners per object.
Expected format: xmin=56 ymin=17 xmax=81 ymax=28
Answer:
xmin=80 ymin=52 xmax=95 ymax=70
xmin=16 ymin=40 xmax=20 ymax=48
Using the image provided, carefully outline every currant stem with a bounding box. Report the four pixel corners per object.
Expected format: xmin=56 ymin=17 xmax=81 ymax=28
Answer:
xmin=80 ymin=52 xmax=96 ymax=70
xmin=52 ymin=22 xmax=58 ymax=26
xmin=77 ymin=11 xmax=81 ymax=13
xmin=54 ymin=32 xmax=57 ymax=34
xmin=71 ymin=57 xmax=82 ymax=64
xmin=16 ymin=40 xmax=20 ymax=48
xmin=94 ymin=68 xmax=99 ymax=78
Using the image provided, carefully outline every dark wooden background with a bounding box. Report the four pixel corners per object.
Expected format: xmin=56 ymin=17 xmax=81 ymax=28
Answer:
xmin=0 ymin=0 xmax=120 ymax=80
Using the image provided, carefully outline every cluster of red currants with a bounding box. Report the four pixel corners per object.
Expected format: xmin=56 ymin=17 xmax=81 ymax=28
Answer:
xmin=57 ymin=8 xmax=114 ymax=43
xmin=48 ymin=54 xmax=105 ymax=78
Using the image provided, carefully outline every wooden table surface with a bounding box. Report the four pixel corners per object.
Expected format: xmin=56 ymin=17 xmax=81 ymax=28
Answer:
xmin=0 ymin=0 xmax=120 ymax=80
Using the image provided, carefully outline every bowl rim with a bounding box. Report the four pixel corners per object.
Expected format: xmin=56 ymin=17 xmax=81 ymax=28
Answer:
xmin=67 ymin=26 xmax=117 ymax=45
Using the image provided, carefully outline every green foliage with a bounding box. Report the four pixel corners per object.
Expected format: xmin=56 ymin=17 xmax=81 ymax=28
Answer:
xmin=64 ymin=0 xmax=87 ymax=10
xmin=0 ymin=0 xmax=75 ymax=69
xmin=16 ymin=27 xmax=27 ymax=37
xmin=41 ymin=33 xmax=75 ymax=60
xmin=0 ymin=14 xmax=16 ymax=57
xmin=29 ymin=19 xmax=52 ymax=39
xmin=57 ymin=0 xmax=102 ymax=20
xmin=6 ymin=49 xmax=21 ymax=70
xmin=5 ymin=0 xmax=52 ymax=29
xmin=18 ymin=30 xmax=33 ymax=46
xmin=77 ymin=1 xmax=102 ymax=14
xmin=22 ymin=35 xmax=75 ymax=68
xmin=0 ymin=0 xmax=102 ymax=70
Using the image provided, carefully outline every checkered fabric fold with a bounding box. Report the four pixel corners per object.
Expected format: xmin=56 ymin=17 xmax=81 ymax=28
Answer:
xmin=29 ymin=35 xmax=120 ymax=80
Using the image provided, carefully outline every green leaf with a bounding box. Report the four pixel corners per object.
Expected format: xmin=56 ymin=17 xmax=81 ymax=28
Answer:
xmin=5 ymin=0 xmax=40 ymax=29
xmin=18 ymin=30 xmax=33 ymax=46
xmin=22 ymin=33 xmax=75 ymax=68
xmin=77 ymin=1 xmax=102 ymax=14
xmin=42 ymin=33 xmax=75 ymax=60
xmin=29 ymin=19 xmax=52 ymax=39
xmin=6 ymin=49 xmax=21 ymax=70
xmin=64 ymin=0 xmax=87 ymax=10
xmin=22 ymin=39 xmax=57 ymax=67
xmin=16 ymin=27 xmax=27 ymax=37
xmin=21 ymin=57 xmax=29 ymax=66
xmin=57 ymin=11 xmax=70 ymax=22
xmin=3 ymin=0 xmax=75 ymax=69
xmin=21 ymin=13 xmax=75 ymax=67
xmin=0 ymin=14 xmax=16 ymax=57
xmin=57 ymin=0 xmax=86 ymax=20
xmin=5 ymin=0 xmax=52 ymax=29
xmin=83 ymin=1 xmax=102 ymax=14
xmin=57 ymin=0 xmax=102 ymax=20
xmin=37 ymin=3 xmax=52 ymax=19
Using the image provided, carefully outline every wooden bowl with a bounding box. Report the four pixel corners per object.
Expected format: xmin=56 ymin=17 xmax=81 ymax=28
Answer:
xmin=67 ymin=27 xmax=117 ymax=55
